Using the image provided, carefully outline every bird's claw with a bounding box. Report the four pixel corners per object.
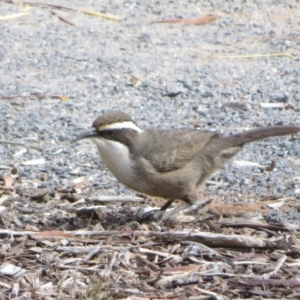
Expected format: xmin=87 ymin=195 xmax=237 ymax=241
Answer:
xmin=140 ymin=209 xmax=164 ymax=223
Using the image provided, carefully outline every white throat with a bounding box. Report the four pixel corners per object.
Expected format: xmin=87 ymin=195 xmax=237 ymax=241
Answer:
xmin=92 ymin=137 xmax=136 ymax=188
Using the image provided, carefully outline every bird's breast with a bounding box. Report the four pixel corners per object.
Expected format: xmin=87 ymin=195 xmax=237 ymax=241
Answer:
xmin=92 ymin=138 xmax=148 ymax=192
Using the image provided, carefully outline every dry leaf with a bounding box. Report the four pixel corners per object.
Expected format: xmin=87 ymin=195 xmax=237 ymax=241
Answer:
xmin=163 ymin=264 xmax=202 ymax=274
xmin=177 ymin=215 xmax=195 ymax=223
xmin=0 ymin=176 xmax=13 ymax=189
xmin=27 ymin=188 xmax=48 ymax=200
xmin=119 ymin=227 xmax=133 ymax=239
xmin=130 ymin=74 xmax=142 ymax=87
xmin=294 ymin=159 xmax=300 ymax=165
xmin=58 ymin=95 xmax=70 ymax=101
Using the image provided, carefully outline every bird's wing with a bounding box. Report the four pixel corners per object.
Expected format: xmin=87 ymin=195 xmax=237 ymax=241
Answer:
xmin=137 ymin=129 xmax=219 ymax=172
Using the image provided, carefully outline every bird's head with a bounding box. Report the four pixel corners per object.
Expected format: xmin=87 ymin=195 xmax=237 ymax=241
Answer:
xmin=73 ymin=110 xmax=143 ymax=144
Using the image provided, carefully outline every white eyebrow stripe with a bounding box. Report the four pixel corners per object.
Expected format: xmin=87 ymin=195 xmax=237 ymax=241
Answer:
xmin=98 ymin=121 xmax=144 ymax=133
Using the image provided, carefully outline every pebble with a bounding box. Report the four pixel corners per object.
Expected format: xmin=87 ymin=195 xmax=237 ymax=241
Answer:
xmin=0 ymin=0 xmax=299 ymax=205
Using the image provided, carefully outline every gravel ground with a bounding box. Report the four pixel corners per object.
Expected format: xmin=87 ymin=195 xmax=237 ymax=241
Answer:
xmin=1 ymin=1 xmax=300 ymax=299
xmin=1 ymin=0 xmax=300 ymax=204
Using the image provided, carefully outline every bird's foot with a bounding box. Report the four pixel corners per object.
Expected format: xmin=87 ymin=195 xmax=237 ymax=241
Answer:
xmin=184 ymin=198 xmax=215 ymax=214
xmin=140 ymin=209 xmax=164 ymax=222
xmin=140 ymin=202 xmax=192 ymax=223
xmin=140 ymin=198 xmax=176 ymax=222
xmin=161 ymin=203 xmax=191 ymax=221
xmin=149 ymin=198 xmax=215 ymax=222
xmin=139 ymin=198 xmax=212 ymax=223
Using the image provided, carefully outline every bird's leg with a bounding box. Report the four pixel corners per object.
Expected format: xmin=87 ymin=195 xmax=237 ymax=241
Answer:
xmin=141 ymin=198 xmax=176 ymax=222
xmin=141 ymin=197 xmax=214 ymax=222
xmin=159 ymin=198 xmax=176 ymax=211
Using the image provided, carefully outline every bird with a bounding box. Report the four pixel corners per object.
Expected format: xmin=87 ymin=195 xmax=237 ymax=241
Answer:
xmin=74 ymin=110 xmax=300 ymax=220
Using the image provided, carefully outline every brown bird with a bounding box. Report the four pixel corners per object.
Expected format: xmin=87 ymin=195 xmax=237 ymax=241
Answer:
xmin=74 ymin=110 xmax=300 ymax=220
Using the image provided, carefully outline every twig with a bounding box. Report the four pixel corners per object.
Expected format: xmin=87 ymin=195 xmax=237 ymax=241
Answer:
xmin=145 ymin=269 xmax=163 ymax=285
xmin=262 ymin=255 xmax=286 ymax=279
xmin=182 ymin=240 xmax=220 ymax=256
xmin=195 ymin=271 xmax=253 ymax=278
xmin=2 ymin=0 xmax=76 ymax=11
xmin=81 ymin=9 xmax=121 ymax=21
xmin=3 ymin=1 xmax=121 ymax=21
xmin=0 ymin=140 xmax=43 ymax=151
xmin=194 ymin=286 xmax=230 ymax=300
xmin=184 ymin=197 xmax=215 ymax=214
xmin=84 ymin=243 xmax=102 ymax=261
xmin=182 ymin=241 xmax=235 ymax=267
xmin=86 ymin=196 xmax=145 ymax=203
xmin=0 ymin=12 xmax=30 ymax=21
xmin=0 ymin=229 xmax=281 ymax=249
xmin=0 ymin=93 xmax=63 ymax=100
xmin=220 ymin=222 xmax=290 ymax=232
xmin=241 ymin=278 xmax=300 ymax=287
xmin=152 ymin=15 xmax=217 ymax=25
xmin=51 ymin=10 xmax=75 ymax=25
xmin=136 ymin=256 xmax=160 ymax=272
xmin=211 ymin=52 xmax=293 ymax=59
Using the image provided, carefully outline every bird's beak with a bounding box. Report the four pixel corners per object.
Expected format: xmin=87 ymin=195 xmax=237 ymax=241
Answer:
xmin=73 ymin=128 xmax=100 ymax=143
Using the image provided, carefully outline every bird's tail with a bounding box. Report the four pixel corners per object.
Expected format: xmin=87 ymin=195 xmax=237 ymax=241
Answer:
xmin=218 ymin=125 xmax=300 ymax=148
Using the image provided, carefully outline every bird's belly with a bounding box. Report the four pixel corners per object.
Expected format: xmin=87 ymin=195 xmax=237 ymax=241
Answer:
xmin=93 ymin=139 xmax=147 ymax=192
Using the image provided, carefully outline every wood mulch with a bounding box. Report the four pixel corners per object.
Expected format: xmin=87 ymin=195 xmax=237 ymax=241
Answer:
xmin=1 ymin=175 xmax=300 ymax=300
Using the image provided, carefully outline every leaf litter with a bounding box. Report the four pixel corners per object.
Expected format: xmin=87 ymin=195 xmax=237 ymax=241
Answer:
xmin=1 ymin=175 xmax=300 ymax=299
